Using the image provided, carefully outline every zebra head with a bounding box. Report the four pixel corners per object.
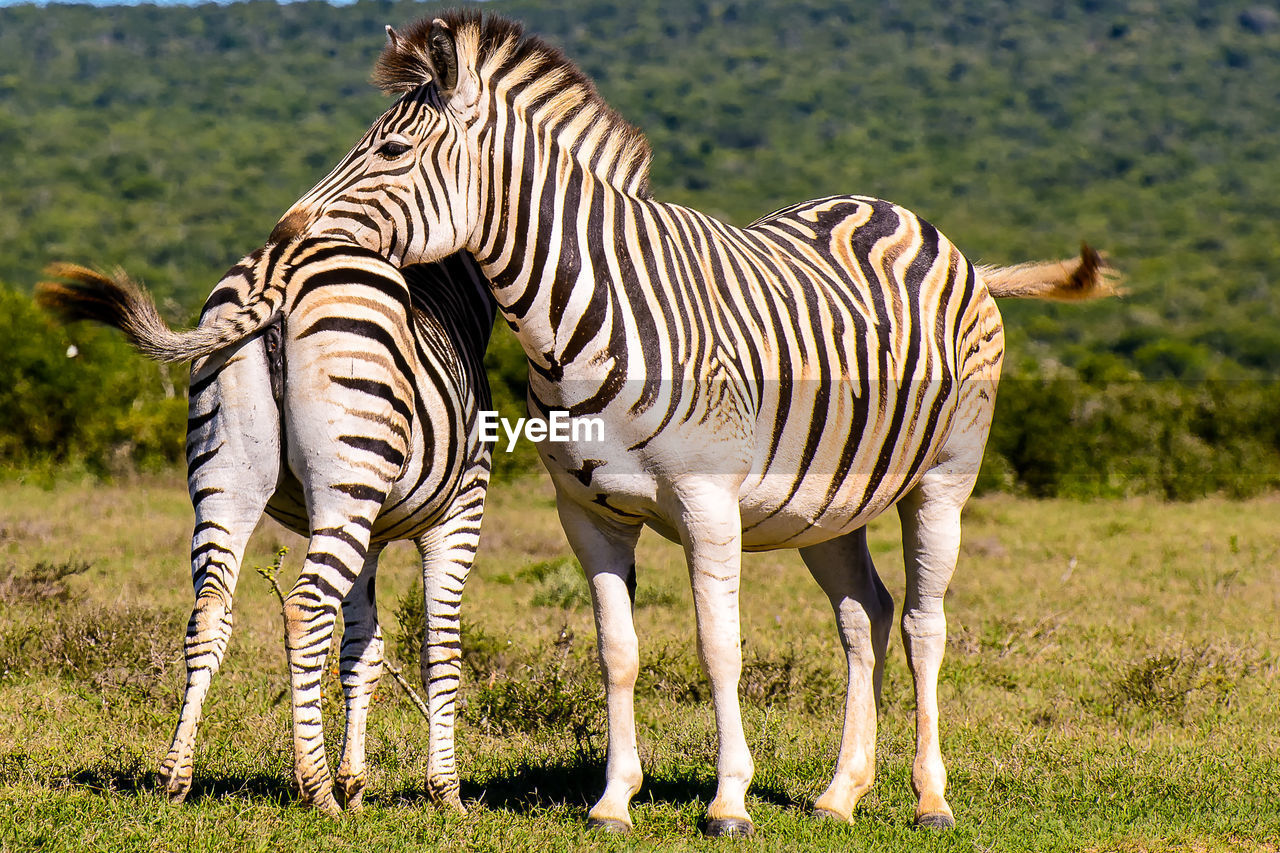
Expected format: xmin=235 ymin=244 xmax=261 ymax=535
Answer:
xmin=271 ymin=17 xmax=484 ymax=266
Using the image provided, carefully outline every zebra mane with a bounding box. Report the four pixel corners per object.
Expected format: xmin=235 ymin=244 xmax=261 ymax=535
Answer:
xmin=374 ymin=9 xmax=654 ymax=198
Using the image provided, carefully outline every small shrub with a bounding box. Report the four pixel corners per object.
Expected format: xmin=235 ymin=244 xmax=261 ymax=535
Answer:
xmin=465 ymin=627 xmax=603 ymax=751
xmin=634 ymin=584 xmax=680 ymax=609
xmin=526 ymin=558 xmax=591 ymax=610
xmin=0 ymin=559 xmax=91 ymax=605
xmin=522 ymin=558 xmax=678 ymax=610
xmin=0 ymin=601 xmax=178 ymax=700
xmin=637 ymin=641 xmax=844 ymax=711
xmin=637 ymin=644 xmax=706 ymax=705
xmin=1109 ymin=644 xmax=1256 ymax=721
xmin=390 ymin=583 xmax=424 ymax=675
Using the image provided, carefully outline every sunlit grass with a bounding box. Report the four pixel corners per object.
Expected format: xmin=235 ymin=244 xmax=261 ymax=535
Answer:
xmin=2 ymin=475 xmax=1278 ymax=851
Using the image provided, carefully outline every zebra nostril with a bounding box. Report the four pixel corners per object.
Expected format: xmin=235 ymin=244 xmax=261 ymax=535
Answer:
xmin=269 ymin=208 xmax=311 ymax=245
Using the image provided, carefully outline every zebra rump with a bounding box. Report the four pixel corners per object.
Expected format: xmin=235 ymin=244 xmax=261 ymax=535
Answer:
xmin=37 ymin=239 xmax=494 ymax=815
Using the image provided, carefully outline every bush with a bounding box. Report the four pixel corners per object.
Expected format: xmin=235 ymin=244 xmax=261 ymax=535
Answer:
xmin=0 ymin=598 xmax=178 ymax=700
xmin=984 ymin=366 xmax=1280 ymax=499
xmin=0 ymin=285 xmax=187 ymax=475
xmin=0 ymin=559 xmax=90 ymax=605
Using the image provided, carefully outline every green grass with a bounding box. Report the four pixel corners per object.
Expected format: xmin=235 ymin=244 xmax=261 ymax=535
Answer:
xmin=2 ymin=474 xmax=1278 ymax=851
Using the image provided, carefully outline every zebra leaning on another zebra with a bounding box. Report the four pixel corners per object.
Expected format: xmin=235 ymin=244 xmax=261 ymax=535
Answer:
xmin=268 ymin=10 xmax=1117 ymax=837
xmin=37 ymin=237 xmax=494 ymax=815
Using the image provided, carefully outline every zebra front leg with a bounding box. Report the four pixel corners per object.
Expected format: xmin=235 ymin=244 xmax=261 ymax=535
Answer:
xmin=416 ymin=480 xmax=486 ymax=813
xmin=334 ymin=543 xmax=386 ymax=812
xmin=556 ymin=494 xmax=644 ymax=833
xmin=799 ymin=528 xmax=895 ymax=822
xmin=674 ymin=486 xmax=755 ymax=838
xmin=284 ymin=521 xmax=376 ymax=816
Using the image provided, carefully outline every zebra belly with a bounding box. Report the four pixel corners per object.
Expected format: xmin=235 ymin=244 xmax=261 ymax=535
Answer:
xmin=734 ymin=371 xmax=960 ymax=548
xmin=542 ymin=407 xmax=951 ymax=552
xmin=735 ymin=476 xmax=912 ymax=550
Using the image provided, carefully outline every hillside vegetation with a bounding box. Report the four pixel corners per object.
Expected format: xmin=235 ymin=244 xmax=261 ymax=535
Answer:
xmin=1 ymin=0 xmax=1277 ymax=491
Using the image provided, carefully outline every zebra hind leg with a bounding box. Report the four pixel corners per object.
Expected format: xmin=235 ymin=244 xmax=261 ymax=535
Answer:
xmin=334 ymin=544 xmax=386 ymax=812
xmin=416 ymin=479 xmax=486 ymax=813
xmin=896 ymin=453 xmax=984 ymax=829
xmin=896 ymin=370 xmax=995 ymax=830
xmin=283 ymin=516 xmax=379 ymax=816
xmin=162 ymin=338 xmax=280 ymax=802
xmin=160 ymin=507 xmax=262 ymax=802
xmin=798 ymin=527 xmax=895 ymax=823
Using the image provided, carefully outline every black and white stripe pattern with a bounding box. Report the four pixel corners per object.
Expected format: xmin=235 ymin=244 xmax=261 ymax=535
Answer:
xmin=39 ymin=237 xmax=494 ymax=814
xmin=271 ymin=11 xmax=1111 ymax=835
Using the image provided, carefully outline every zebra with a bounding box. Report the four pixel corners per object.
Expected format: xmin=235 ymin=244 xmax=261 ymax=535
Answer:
xmin=37 ymin=236 xmax=494 ymax=815
xmin=267 ymin=11 xmax=1114 ymax=836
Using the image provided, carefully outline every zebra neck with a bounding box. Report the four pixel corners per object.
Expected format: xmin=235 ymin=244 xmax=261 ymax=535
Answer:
xmin=469 ymin=132 xmax=654 ymax=386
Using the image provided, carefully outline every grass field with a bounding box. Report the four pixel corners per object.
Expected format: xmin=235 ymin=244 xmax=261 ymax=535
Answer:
xmin=1 ymin=474 xmax=1278 ymax=852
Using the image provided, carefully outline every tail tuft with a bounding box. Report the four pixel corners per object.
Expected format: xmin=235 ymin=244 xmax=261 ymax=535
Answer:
xmin=36 ymin=261 xmax=160 ymax=333
xmin=978 ymin=243 xmax=1121 ymax=301
xmin=37 ymin=263 xmax=255 ymax=364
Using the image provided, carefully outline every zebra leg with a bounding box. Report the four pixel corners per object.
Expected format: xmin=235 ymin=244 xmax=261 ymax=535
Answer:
xmin=897 ymin=374 xmax=995 ymax=830
xmin=416 ymin=475 xmax=487 ymax=813
xmin=284 ymin=517 xmax=378 ymax=816
xmin=898 ymin=458 xmax=985 ymax=829
xmin=334 ymin=543 xmax=386 ymax=812
xmin=673 ymin=486 xmax=754 ymax=838
xmin=799 ymin=528 xmax=894 ymax=823
xmin=161 ymin=339 xmax=280 ymax=802
xmin=556 ymin=494 xmax=643 ymax=833
xmin=160 ymin=500 xmax=265 ymax=801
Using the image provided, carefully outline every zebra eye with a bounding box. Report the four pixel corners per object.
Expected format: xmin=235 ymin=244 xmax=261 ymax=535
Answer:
xmin=376 ymin=139 xmax=412 ymax=159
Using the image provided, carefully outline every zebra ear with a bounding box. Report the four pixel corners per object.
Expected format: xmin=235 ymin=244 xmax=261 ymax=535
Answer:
xmin=385 ymin=25 xmax=404 ymax=52
xmin=427 ymin=19 xmax=459 ymax=95
xmin=427 ymin=18 xmax=480 ymax=119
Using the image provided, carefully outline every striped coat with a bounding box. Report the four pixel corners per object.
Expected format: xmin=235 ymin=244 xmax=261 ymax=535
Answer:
xmin=270 ymin=10 xmax=1112 ymax=836
xmin=39 ymin=237 xmax=493 ymax=814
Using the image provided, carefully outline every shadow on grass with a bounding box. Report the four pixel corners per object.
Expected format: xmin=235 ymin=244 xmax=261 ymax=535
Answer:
xmin=46 ymin=759 xmax=293 ymax=807
xmin=44 ymin=753 xmax=796 ymax=817
xmin=388 ymin=754 xmax=795 ymax=816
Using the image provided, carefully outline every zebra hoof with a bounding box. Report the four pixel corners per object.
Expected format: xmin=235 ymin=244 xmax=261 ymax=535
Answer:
xmin=159 ymin=768 xmax=192 ymax=803
xmin=303 ymin=791 xmax=342 ymax=817
xmin=915 ymin=811 xmax=956 ymax=830
xmin=439 ymin=792 xmax=467 ymax=815
xmin=427 ymin=778 xmax=467 ymax=814
xmin=587 ymin=817 xmax=631 ymax=834
xmin=703 ymin=817 xmax=755 ymax=838
xmin=336 ymin=789 xmax=364 ymax=813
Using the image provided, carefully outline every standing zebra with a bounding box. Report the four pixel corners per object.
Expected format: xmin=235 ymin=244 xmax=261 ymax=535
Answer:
xmin=38 ymin=237 xmax=494 ymax=815
xmin=269 ymin=11 xmax=1113 ymax=836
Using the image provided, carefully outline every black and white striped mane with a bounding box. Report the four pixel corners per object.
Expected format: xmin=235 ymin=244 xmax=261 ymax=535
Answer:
xmin=374 ymin=9 xmax=653 ymax=197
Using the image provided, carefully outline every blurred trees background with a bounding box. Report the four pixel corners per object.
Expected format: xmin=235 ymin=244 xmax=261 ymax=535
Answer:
xmin=0 ymin=0 xmax=1276 ymax=493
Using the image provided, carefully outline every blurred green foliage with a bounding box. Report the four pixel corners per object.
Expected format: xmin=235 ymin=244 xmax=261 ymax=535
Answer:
xmin=978 ymin=363 xmax=1280 ymax=500
xmin=0 ymin=287 xmax=187 ymax=476
xmin=0 ymin=0 xmax=1277 ymax=494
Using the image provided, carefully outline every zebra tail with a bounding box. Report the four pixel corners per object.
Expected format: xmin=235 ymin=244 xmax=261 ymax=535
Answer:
xmin=36 ymin=263 xmax=269 ymax=364
xmin=977 ymin=243 xmax=1120 ymax=301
